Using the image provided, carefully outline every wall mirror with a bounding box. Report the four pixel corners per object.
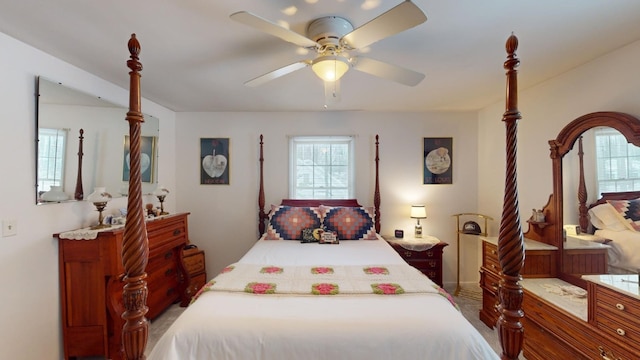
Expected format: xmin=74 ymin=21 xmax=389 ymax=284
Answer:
xmin=36 ymin=76 xmax=160 ymax=205
xmin=548 ymin=112 xmax=640 ymax=287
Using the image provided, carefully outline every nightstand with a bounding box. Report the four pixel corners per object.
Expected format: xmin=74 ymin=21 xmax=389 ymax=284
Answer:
xmin=182 ymin=247 xmax=207 ymax=300
xmin=383 ymin=235 xmax=448 ymax=287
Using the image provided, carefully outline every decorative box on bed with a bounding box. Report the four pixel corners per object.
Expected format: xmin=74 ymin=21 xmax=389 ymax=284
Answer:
xmin=56 ymin=212 xmax=191 ymax=360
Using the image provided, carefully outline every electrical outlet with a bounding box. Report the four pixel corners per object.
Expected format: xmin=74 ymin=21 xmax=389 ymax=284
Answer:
xmin=2 ymin=219 xmax=17 ymax=237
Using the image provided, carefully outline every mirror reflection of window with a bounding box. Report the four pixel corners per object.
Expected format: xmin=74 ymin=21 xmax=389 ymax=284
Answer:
xmin=595 ymin=127 xmax=640 ymax=193
xmin=38 ymin=127 xmax=68 ymax=195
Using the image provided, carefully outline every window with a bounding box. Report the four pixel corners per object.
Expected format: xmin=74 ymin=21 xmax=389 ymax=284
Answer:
xmin=38 ymin=128 xmax=67 ymax=193
xmin=595 ymin=127 xmax=640 ymax=193
xmin=289 ymin=136 xmax=354 ymax=199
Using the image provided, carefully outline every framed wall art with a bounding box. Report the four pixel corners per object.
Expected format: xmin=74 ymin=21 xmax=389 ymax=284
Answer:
xmin=122 ymin=135 xmax=156 ymax=183
xmin=200 ymin=138 xmax=230 ymax=185
xmin=423 ymin=137 xmax=452 ymax=184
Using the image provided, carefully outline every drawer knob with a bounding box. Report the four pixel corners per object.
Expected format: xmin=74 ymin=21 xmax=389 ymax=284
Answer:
xmin=491 ymin=283 xmax=499 ymax=292
xmin=491 ymin=250 xmax=497 ymax=255
xmin=166 ymin=288 xmax=175 ymax=297
xmin=615 ymin=328 xmax=626 ymax=336
xmin=426 ymin=251 xmax=433 ymax=257
xmin=173 ymin=229 xmax=181 ymax=236
xmin=490 ymin=264 xmax=497 ymax=270
xmin=164 ymin=251 xmax=173 ymax=260
xmin=615 ymin=303 xmax=625 ymax=311
xmin=428 ymin=261 xmax=436 ymax=268
xmin=404 ymin=251 xmax=412 ymax=258
xmin=165 ymin=268 xmax=174 ymax=277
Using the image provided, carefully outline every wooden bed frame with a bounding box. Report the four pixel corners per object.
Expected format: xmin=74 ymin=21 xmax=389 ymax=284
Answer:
xmin=257 ymin=134 xmax=382 ymax=235
xmin=119 ymin=34 xmax=525 ymax=360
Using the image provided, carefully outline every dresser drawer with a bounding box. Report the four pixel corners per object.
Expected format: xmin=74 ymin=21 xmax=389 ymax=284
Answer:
xmin=480 ymin=267 xmax=500 ymax=295
xmin=592 ymin=284 xmax=640 ymax=350
xmin=147 ymin=248 xmax=180 ymax=274
xmin=523 ymin=315 xmax=582 ymax=360
xmin=392 ymin=246 xmax=440 ymax=261
xmin=525 ymin=289 xmax=639 ymax=360
xmin=147 ymin=215 xmax=188 ymax=253
xmin=147 ymin=274 xmax=180 ymax=319
xmin=482 ymin=242 xmax=501 ymax=273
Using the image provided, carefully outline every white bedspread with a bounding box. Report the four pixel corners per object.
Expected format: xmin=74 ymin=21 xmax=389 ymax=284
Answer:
xmin=149 ymin=237 xmax=499 ymax=360
xmin=595 ymin=229 xmax=640 ymax=272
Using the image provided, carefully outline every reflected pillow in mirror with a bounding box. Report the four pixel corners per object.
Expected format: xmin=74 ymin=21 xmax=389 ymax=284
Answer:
xmin=589 ymin=203 xmax=628 ymax=232
xmin=606 ymin=199 xmax=640 ymax=232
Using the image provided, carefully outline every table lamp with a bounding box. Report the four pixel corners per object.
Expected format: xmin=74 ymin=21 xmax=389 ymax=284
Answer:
xmin=154 ymin=185 xmax=170 ymax=215
xmin=411 ymin=205 xmax=427 ymax=238
xmin=87 ymin=187 xmax=112 ymax=229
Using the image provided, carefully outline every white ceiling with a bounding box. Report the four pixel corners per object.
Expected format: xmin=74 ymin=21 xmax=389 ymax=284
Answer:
xmin=2 ymin=0 xmax=640 ymax=112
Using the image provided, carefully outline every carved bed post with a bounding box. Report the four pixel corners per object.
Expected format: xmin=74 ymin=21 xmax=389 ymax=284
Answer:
xmin=496 ymin=34 xmax=525 ymax=360
xmin=121 ymin=33 xmax=150 ymax=360
xmin=374 ymin=134 xmax=381 ymax=233
xmin=258 ymin=134 xmax=268 ymax=235
xmin=577 ymin=136 xmax=589 ymax=232
xmin=74 ymin=128 xmax=84 ymax=200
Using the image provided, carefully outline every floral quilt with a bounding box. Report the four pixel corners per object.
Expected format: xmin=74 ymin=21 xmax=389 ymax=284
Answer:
xmin=192 ymin=263 xmax=459 ymax=309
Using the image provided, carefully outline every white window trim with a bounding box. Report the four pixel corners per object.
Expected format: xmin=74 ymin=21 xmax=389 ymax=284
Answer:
xmin=289 ymin=135 xmax=355 ymax=199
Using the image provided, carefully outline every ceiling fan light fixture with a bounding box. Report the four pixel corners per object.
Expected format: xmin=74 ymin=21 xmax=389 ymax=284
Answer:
xmin=311 ymin=55 xmax=349 ymax=82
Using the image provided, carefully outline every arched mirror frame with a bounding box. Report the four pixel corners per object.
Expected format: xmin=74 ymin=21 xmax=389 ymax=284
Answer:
xmin=548 ymin=111 xmax=640 ymax=287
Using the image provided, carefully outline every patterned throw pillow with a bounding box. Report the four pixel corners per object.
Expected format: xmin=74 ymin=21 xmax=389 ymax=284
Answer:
xmin=607 ymin=199 xmax=640 ymax=231
xmin=265 ymin=205 xmax=322 ymax=240
xmin=301 ymin=227 xmax=322 ymax=243
xmin=320 ymin=206 xmax=377 ymax=240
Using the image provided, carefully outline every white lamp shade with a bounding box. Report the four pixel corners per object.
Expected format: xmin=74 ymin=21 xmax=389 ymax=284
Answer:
xmin=86 ymin=187 xmax=112 ymax=203
xmin=153 ymin=185 xmax=170 ymax=196
xmin=410 ymin=205 xmax=427 ymax=219
xmin=311 ymin=56 xmax=349 ymax=82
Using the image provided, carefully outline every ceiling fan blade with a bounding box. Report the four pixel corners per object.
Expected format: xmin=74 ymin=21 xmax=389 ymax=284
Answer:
xmin=342 ymin=1 xmax=427 ymax=49
xmin=351 ymin=56 xmax=425 ymax=86
xmin=230 ymin=11 xmax=318 ymax=48
xmin=324 ymin=79 xmax=341 ymax=105
xmin=244 ymin=61 xmax=311 ymax=87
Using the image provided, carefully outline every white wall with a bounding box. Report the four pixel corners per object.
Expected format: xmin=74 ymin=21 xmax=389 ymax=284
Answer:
xmin=0 ymin=32 xmax=176 ymax=359
xmin=477 ymin=39 xmax=640 ymax=236
xmin=175 ymin=111 xmax=481 ymax=287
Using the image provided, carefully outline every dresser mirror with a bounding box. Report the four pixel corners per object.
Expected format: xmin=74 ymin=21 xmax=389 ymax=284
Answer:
xmin=549 ymin=112 xmax=640 ymax=287
xmin=36 ymin=76 xmax=160 ymax=204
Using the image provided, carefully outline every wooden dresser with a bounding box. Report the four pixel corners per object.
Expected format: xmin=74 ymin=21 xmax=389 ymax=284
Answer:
xmin=385 ymin=235 xmax=448 ymax=287
xmin=56 ymin=212 xmax=191 ymax=360
xmin=479 ymin=236 xmax=558 ymax=328
xmin=521 ymin=276 xmax=640 ymax=360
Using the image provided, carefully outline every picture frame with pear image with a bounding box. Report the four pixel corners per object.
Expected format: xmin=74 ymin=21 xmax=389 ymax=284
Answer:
xmin=423 ymin=137 xmax=452 ymax=185
xmin=200 ymin=138 xmax=230 ymax=185
xmin=122 ymin=135 xmax=155 ymax=183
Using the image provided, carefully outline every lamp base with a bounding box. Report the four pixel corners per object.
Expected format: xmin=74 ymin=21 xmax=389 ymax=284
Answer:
xmin=415 ymin=224 xmax=423 ymax=238
xmin=157 ymin=195 xmax=169 ymax=215
xmin=90 ymin=201 xmax=111 ymax=230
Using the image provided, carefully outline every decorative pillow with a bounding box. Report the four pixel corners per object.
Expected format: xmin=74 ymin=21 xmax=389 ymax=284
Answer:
xmin=606 ymin=199 xmax=640 ymax=231
xmin=301 ymin=227 xmax=323 ymax=243
xmin=320 ymin=205 xmax=377 ymax=240
xmin=264 ymin=205 xmax=322 ymax=240
xmin=588 ymin=203 xmax=628 ymax=231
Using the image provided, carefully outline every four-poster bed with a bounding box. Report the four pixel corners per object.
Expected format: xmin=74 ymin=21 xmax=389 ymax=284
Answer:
xmin=118 ymin=35 xmax=526 ymax=359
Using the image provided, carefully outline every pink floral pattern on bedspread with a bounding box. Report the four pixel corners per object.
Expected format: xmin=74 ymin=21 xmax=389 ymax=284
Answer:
xmin=190 ymin=263 xmax=459 ymax=311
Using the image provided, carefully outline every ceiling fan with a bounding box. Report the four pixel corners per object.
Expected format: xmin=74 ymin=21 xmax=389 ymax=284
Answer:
xmin=230 ymin=1 xmax=427 ymax=102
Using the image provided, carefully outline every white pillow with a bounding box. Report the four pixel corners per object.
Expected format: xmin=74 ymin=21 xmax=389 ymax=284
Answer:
xmin=588 ymin=203 xmax=628 ymax=232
